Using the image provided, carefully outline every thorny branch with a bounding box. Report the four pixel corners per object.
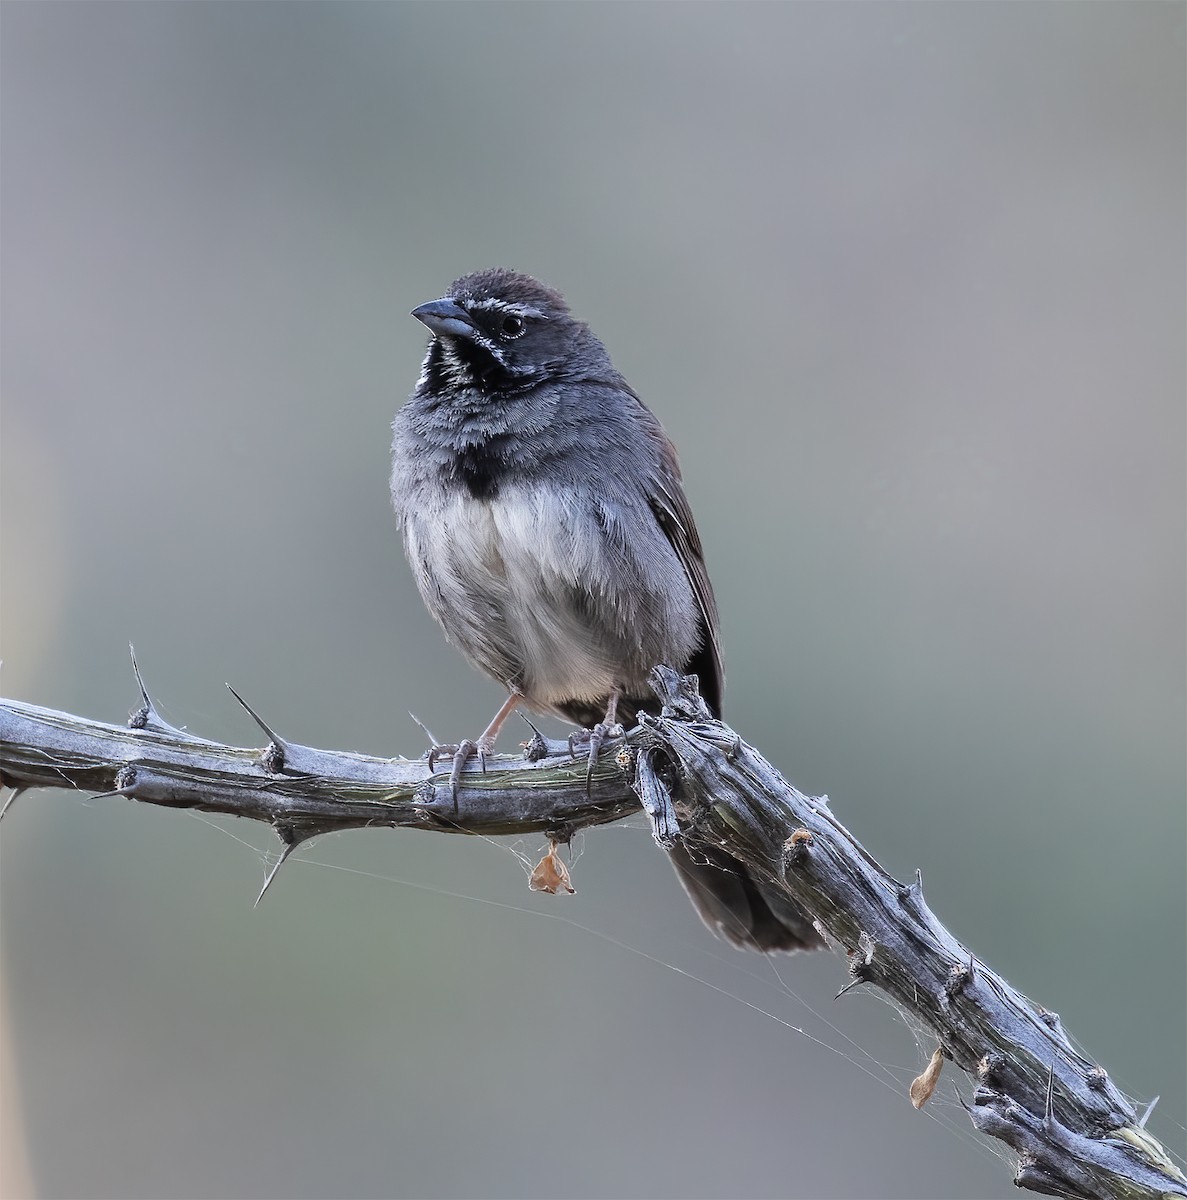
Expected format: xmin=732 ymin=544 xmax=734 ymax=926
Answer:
xmin=0 ymin=659 xmax=1182 ymax=1200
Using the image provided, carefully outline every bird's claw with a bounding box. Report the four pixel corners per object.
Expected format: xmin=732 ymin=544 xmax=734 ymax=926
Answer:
xmin=448 ymin=739 xmax=479 ymax=802
xmin=425 ymin=742 xmax=461 ymax=773
xmin=426 ymin=736 xmax=495 ymax=807
xmin=569 ymin=722 xmax=625 ymax=793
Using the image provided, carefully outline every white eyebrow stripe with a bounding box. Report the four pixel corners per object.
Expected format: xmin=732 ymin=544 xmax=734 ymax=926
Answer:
xmin=461 ymin=297 xmax=549 ymax=320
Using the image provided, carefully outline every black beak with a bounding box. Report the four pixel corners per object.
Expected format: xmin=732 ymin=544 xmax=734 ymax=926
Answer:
xmin=411 ymin=298 xmax=476 ymax=340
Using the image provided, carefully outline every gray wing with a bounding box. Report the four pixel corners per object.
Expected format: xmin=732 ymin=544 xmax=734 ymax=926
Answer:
xmin=647 ymin=431 xmax=724 ymax=716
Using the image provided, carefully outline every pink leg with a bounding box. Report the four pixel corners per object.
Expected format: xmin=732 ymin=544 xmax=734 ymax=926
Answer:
xmin=430 ymin=692 xmax=523 ymax=804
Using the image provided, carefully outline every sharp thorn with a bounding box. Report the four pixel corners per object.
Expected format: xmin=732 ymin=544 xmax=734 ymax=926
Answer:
xmin=518 ymin=712 xmax=544 ymax=737
xmin=255 ymin=834 xmax=303 ymax=907
xmin=130 ymin=643 xmax=152 ymax=706
xmin=225 ymin=683 xmax=287 ymax=749
xmin=1138 ymin=1095 xmax=1159 ymax=1129
xmin=409 ymin=712 xmax=438 ymax=747
xmin=898 ymin=868 xmax=925 ymax=904
xmin=834 ymin=977 xmax=866 ymax=1000
xmin=518 ymin=714 xmax=550 ymax=762
xmin=0 ymin=786 xmax=28 ymax=820
xmin=127 ymin=643 xmax=183 ymax=731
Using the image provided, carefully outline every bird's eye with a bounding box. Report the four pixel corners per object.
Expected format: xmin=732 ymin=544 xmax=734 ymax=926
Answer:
xmin=500 ymin=314 xmax=526 ymax=339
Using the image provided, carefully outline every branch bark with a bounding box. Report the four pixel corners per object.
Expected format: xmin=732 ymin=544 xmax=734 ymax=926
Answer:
xmin=0 ymin=665 xmax=1182 ymax=1200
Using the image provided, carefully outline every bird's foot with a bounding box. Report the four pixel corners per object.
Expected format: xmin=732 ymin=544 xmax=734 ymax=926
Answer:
xmin=568 ymin=722 xmax=625 ymax=792
xmin=426 ymin=735 xmax=496 ymax=803
xmin=422 ymin=692 xmax=523 ymax=805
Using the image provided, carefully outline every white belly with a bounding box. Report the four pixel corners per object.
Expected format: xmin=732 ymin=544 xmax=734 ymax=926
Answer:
xmin=408 ymin=484 xmax=683 ymax=713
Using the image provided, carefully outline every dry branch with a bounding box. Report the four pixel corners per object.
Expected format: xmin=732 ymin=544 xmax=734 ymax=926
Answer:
xmin=0 ymin=663 xmax=1182 ymax=1200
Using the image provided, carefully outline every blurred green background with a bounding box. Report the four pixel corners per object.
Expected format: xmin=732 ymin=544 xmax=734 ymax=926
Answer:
xmin=2 ymin=4 xmax=1183 ymax=1198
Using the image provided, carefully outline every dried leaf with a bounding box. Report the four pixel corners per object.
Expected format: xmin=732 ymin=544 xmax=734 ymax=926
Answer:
xmin=910 ymin=1045 xmax=944 ymax=1109
xmin=529 ymin=844 xmax=574 ymax=894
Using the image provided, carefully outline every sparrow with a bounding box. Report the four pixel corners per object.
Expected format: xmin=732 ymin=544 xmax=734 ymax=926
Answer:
xmin=390 ymin=268 xmax=820 ymax=952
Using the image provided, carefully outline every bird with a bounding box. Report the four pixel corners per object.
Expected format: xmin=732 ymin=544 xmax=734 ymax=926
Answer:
xmin=390 ymin=268 xmax=821 ymax=952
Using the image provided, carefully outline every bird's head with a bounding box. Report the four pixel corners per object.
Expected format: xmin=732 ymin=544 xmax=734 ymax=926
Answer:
xmin=412 ymin=268 xmax=604 ymax=396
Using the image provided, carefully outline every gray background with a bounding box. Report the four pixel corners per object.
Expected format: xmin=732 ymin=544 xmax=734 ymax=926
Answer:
xmin=2 ymin=3 xmax=1183 ymax=1198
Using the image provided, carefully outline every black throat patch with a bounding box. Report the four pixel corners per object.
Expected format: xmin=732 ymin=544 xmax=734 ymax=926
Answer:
xmin=424 ymin=336 xmax=521 ymax=395
xmin=451 ymin=440 xmax=507 ymax=500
